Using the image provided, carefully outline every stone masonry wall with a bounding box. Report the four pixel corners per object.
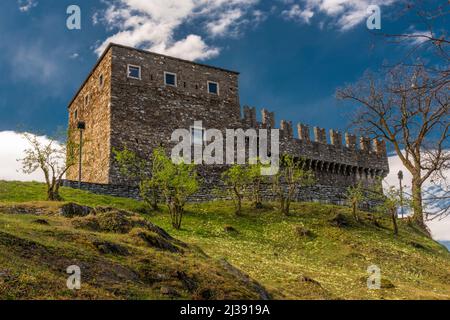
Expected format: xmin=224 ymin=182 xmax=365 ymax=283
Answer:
xmin=66 ymin=48 xmax=113 ymax=184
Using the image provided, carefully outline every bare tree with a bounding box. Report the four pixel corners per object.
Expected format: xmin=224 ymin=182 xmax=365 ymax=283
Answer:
xmin=19 ymin=132 xmax=78 ymax=201
xmin=380 ymin=1 xmax=449 ymax=90
xmin=337 ymin=66 xmax=449 ymax=229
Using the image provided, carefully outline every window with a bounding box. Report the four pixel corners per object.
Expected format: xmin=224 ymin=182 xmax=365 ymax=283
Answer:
xmin=74 ymin=109 xmax=78 ymax=119
xmin=84 ymin=94 xmax=90 ymax=106
xmin=127 ymin=65 xmax=141 ymax=79
xmin=164 ymin=72 xmax=177 ymax=87
xmin=190 ymin=126 xmax=204 ymax=145
xmin=208 ymin=81 xmax=219 ymax=95
xmin=99 ymin=74 xmax=104 ymax=88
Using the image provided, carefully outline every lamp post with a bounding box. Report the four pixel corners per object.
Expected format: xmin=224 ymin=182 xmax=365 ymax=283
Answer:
xmin=398 ymin=170 xmax=404 ymax=218
xmin=77 ymin=121 xmax=86 ymax=189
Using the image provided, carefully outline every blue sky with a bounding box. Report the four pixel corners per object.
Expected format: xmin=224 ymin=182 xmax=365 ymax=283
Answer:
xmin=0 ymin=0 xmax=444 ymax=136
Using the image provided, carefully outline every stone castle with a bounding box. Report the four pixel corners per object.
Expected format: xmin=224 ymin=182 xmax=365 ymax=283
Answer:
xmin=64 ymin=43 xmax=389 ymax=203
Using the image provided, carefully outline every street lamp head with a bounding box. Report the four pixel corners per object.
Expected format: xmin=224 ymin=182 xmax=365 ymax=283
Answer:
xmin=398 ymin=170 xmax=403 ymax=180
xmin=77 ymin=121 xmax=86 ymax=130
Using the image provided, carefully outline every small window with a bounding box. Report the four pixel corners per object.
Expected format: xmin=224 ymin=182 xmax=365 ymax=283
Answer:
xmin=164 ymin=72 xmax=177 ymax=87
xmin=74 ymin=109 xmax=78 ymax=119
xmin=190 ymin=126 xmax=204 ymax=145
xmin=127 ymin=65 xmax=141 ymax=79
xmin=208 ymin=81 xmax=219 ymax=95
xmin=84 ymin=94 xmax=90 ymax=106
xmin=99 ymin=74 xmax=104 ymax=88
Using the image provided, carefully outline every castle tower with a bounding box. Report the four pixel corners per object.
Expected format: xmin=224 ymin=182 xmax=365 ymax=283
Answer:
xmin=66 ymin=43 xmax=241 ymax=185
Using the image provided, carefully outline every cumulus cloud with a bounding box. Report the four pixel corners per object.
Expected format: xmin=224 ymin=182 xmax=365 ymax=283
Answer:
xmin=282 ymin=0 xmax=397 ymax=30
xmin=385 ymin=152 xmax=450 ymax=241
xmin=94 ymin=0 xmax=260 ymax=60
xmin=282 ymin=4 xmax=314 ymax=24
xmin=0 ymin=131 xmax=61 ymax=182
xmin=93 ymin=0 xmax=401 ymax=60
xmin=18 ymin=0 xmax=38 ymax=12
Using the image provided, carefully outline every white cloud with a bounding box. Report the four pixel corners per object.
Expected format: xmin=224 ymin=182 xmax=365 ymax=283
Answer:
xmin=18 ymin=0 xmax=38 ymax=12
xmin=207 ymin=9 xmax=244 ymax=36
xmin=93 ymin=0 xmax=401 ymax=60
xmin=386 ymin=152 xmax=450 ymax=241
xmin=282 ymin=4 xmax=314 ymax=24
xmin=282 ymin=0 xmax=397 ymax=30
xmin=0 ymin=131 xmax=61 ymax=182
xmin=94 ymin=0 xmax=259 ymax=60
xmin=69 ymin=53 xmax=80 ymax=59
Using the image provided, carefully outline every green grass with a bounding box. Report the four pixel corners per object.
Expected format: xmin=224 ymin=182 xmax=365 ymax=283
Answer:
xmin=1 ymin=180 xmax=450 ymax=300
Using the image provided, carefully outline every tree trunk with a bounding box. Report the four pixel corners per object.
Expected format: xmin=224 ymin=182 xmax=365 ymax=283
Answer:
xmin=284 ymin=199 xmax=291 ymax=216
xmin=233 ymin=186 xmax=242 ymax=216
xmin=169 ymin=202 xmax=183 ymax=230
xmin=47 ymin=183 xmax=61 ymax=201
xmin=353 ymin=202 xmax=359 ymax=222
xmin=236 ymin=196 xmax=242 ymax=216
xmin=254 ymin=180 xmax=263 ymax=209
xmin=151 ymin=189 xmax=159 ymax=211
xmin=391 ymin=208 xmax=399 ymax=235
xmin=279 ymin=196 xmax=285 ymax=215
xmin=411 ymin=177 xmax=425 ymax=227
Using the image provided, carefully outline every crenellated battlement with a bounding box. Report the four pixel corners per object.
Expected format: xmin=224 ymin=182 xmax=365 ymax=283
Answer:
xmin=241 ymin=106 xmax=390 ymax=187
xmin=242 ymin=106 xmax=388 ymax=159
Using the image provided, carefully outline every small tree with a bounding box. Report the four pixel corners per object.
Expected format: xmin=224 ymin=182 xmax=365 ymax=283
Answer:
xmin=114 ymin=147 xmax=159 ymax=211
xmin=272 ymin=155 xmax=315 ymax=216
xmin=380 ymin=187 xmax=403 ymax=235
xmin=345 ymin=183 xmax=365 ymax=222
xmin=222 ymin=165 xmax=250 ymax=216
xmin=246 ymin=160 xmax=269 ymax=209
xmin=152 ymin=148 xmax=199 ymax=230
xmin=20 ymin=131 xmax=78 ymax=201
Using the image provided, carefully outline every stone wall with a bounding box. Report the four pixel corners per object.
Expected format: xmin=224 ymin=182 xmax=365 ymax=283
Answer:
xmin=66 ymin=48 xmax=113 ymax=184
xmin=62 ymin=178 xmax=377 ymax=208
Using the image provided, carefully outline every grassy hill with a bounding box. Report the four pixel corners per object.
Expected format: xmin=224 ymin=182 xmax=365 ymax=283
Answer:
xmin=1 ymin=181 xmax=449 ymax=300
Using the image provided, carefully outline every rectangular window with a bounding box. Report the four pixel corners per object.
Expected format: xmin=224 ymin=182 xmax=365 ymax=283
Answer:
xmin=99 ymin=74 xmax=104 ymax=88
xmin=190 ymin=126 xmax=204 ymax=145
xmin=84 ymin=94 xmax=90 ymax=106
xmin=127 ymin=64 xmax=141 ymax=79
xmin=208 ymin=81 xmax=219 ymax=95
xmin=74 ymin=109 xmax=78 ymax=119
xmin=164 ymin=72 xmax=177 ymax=87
